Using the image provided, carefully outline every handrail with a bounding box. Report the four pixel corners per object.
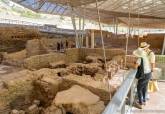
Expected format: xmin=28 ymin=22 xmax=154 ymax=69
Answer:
xmin=0 ymin=18 xmax=43 ymax=26
xmin=0 ymin=18 xmax=86 ymax=35
xmin=102 ymin=69 xmax=137 ymax=114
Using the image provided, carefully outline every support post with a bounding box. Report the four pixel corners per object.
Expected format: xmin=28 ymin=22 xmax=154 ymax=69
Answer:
xmin=81 ymin=14 xmax=85 ymax=47
xmin=86 ymin=35 xmax=89 ymax=48
xmin=162 ymin=35 xmax=165 ymax=55
xmin=71 ymin=14 xmax=79 ymax=48
xmin=115 ymin=18 xmax=118 ymax=38
xmin=113 ymin=17 xmax=116 ymax=36
xmin=91 ymin=30 xmax=95 ymax=48
xmin=79 ymin=17 xmax=82 ymax=47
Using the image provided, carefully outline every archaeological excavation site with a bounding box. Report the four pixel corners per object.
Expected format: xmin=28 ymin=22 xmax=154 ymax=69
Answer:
xmin=0 ymin=0 xmax=165 ymax=114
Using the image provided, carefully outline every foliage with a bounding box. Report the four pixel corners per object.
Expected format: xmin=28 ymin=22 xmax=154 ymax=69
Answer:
xmin=0 ymin=0 xmax=41 ymax=19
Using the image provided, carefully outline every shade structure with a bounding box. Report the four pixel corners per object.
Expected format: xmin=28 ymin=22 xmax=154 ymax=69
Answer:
xmin=11 ymin=0 xmax=165 ymax=28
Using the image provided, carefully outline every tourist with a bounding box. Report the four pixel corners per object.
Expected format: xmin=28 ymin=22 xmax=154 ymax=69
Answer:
xmin=57 ymin=42 xmax=60 ymax=51
xmin=133 ymin=48 xmax=151 ymax=109
xmin=66 ymin=40 xmax=69 ymax=49
xmin=140 ymin=42 xmax=155 ymax=100
xmin=60 ymin=41 xmax=64 ymax=52
xmin=140 ymin=42 xmax=155 ymax=72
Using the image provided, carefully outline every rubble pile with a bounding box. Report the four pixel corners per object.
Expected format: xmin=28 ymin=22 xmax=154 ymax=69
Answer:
xmin=60 ymin=74 xmax=114 ymax=104
xmin=10 ymin=85 xmax=105 ymax=114
xmin=67 ymin=63 xmax=101 ymax=77
xmin=0 ymin=55 xmax=125 ymax=114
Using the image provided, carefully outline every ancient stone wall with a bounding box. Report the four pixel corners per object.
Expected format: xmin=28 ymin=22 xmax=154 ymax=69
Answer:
xmin=26 ymin=39 xmax=46 ymax=57
xmin=92 ymin=33 xmax=164 ymax=54
xmin=82 ymin=48 xmax=125 ymax=60
xmin=3 ymin=50 xmax=27 ymax=67
xmin=23 ymin=48 xmax=125 ymax=70
xmin=0 ymin=27 xmax=40 ymax=53
xmin=24 ymin=53 xmax=66 ymax=70
xmin=26 ymin=38 xmax=75 ymax=57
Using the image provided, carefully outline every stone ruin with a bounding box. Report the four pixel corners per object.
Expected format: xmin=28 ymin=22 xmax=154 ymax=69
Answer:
xmin=0 ymin=53 xmax=126 ymax=114
xmin=0 ymin=38 xmax=127 ymax=114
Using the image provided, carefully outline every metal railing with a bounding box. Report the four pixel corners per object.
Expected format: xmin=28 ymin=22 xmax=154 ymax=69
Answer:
xmin=0 ymin=18 xmax=86 ymax=35
xmin=0 ymin=18 xmax=43 ymax=26
xmin=102 ymin=69 xmax=137 ymax=114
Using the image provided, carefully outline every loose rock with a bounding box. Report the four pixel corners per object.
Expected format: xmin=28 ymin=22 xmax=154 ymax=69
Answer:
xmin=54 ymin=85 xmax=105 ymax=114
xmin=11 ymin=109 xmax=19 ymax=114
xmin=33 ymin=76 xmax=62 ymax=107
xmin=27 ymin=104 xmax=39 ymax=114
xmin=49 ymin=61 xmax=66 ymax=69
xmin=44 ymin=105 xmax=65 ymax=114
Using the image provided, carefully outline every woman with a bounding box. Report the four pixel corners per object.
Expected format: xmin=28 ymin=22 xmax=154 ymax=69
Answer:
xmin=133 ymin=48 xmax=152 ymax=109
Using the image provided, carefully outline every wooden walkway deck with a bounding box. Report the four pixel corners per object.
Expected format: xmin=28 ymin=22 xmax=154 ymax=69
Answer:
xmin=133 ymin=82 xmax=165 ymax=114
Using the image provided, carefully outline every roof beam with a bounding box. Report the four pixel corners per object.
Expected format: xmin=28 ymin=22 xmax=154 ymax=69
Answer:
xmin=85 ymin=8 xmax=165 ymax=19
xmin=47 ymin=0 xmax=105 ymax=7
xmin=17 ymin=0 xmax=26 ymax=3
xmin=35 ymin=0 xmax=46 ymax=11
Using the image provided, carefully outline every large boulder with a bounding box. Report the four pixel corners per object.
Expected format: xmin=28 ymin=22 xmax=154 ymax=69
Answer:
xmin=60 ymin=74 xmax=115 ymax=104
xmin=54 ymin=85 xmax=105 ymax=114
xmin=55 ymin=85 xmax=100 ymax=105
xmin=32 ymin=76 xmax=63 ymax=107
xmin=31 ymin=68 xmax=118 ymax=106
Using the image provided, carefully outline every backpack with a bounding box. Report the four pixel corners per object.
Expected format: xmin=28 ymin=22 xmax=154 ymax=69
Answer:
xmin=135 ymin=58 xmax=145 ymax=79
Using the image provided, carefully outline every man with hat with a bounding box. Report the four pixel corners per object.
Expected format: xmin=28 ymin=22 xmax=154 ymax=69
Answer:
xmin=140 ymin=42 xmax=156 ymax=100
xmin=140 ymin=42 xmax=155 ymax=73
xmin=133 ymin=47 xmax=152 ymax=109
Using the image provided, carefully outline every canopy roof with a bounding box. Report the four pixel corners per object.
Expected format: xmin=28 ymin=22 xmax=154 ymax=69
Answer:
xmin=11 ymin=0 xmax=165 ymax=28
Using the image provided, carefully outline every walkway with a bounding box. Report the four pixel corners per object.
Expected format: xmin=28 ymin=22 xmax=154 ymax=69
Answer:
xmin=133 ymin=82 xmax=165 ymax=114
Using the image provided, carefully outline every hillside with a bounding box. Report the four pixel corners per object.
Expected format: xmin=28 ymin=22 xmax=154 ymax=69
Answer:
xmin=0 ymin=0 xmax=41 ymax=18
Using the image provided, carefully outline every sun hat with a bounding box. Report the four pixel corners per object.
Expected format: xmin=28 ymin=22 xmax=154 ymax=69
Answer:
xmin=133 ymin=48 xmax=146 ymax=57
xmin=140 ymin=42 xmax=150 ymax=49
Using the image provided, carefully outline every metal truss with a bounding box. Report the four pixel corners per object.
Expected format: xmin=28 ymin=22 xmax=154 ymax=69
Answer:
xmin=11 ymin=0 xmax=165 ymax=28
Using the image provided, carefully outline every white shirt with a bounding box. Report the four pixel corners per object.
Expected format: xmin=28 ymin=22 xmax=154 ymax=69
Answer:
xmin=148 ymin=51 xmax=155 ymax=64
xmin=136 ymin=56 xmax=151 ymax=74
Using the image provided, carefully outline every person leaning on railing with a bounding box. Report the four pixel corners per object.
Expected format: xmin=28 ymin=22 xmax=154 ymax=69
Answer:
xmin=133 ymin=48 xmax=152 ymax=109
xmin=140 ymin=42 xmax=156 ymax=100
